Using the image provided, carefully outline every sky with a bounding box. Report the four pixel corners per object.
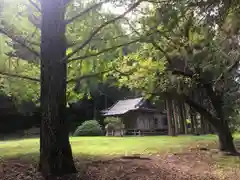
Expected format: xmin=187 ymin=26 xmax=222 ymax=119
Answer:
xmin=102 ymin=1 xmax=151 ymax=19
xmin=102 ymin=3 xmax=127 ymax=15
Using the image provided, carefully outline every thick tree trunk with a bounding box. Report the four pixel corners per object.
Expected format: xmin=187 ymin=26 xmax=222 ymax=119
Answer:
xmin=39 ymin=1 xmax=76 ymax=177
xmin=217 ymin=129 xmax=236 ymax=153
xmin=215 ymin=120 xmax=237 ymax=154
xmin=184 ymin=95 xmax=237 ymax=154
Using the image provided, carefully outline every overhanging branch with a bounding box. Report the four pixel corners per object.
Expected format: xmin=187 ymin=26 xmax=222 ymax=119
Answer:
xmin=113 ymin=66 xmax=137 ymax=76
xmin=171 ymin=68 xmax=193 ymax=78
xmin=183 ymin=94 xmax=219 ymax=127
xmin=67 ymin=70 xmax=109 ymax=83
xmin=63 ymin=0 xmax=143 ymax=62
xmin=150 ymin=40 xmax=172 ymax=64
xmin=67 ymin=29 xmax=141 ymax=48
xmin=0 ymin=71 xmax=40 ymax=82
xmin=124 ymin=18 xmax=141 ymax=36
xmin=68 ymin=38 xmax=140 ymax=62
xmin=0 ymin=28 xmax=40 ymax=58
xmin=28 ymin=0 xmax=41 ymax=12
xmin=214 ymin=54 xmax=240 ymax=90
xmin=66 ymin=0 xmax=110 ymax=24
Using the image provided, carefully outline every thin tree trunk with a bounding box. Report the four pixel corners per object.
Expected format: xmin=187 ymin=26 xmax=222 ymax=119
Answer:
xmin=39 ymin=1 xmax=76 ymax=177
xmin=200 ymin=115 xmax=206 ymax=134
xmin=205 ymin=121 xmax=211 ymax=134
xmin=178 ymin=101 xmax=186 ymax=134
xmin=166 ymin=98 xmax=175 ymax=136
xmin=189 ymin=108 xmax=195 ymax=134
xmin=172 ymin=100 xmax=178 ymax=135
xmin=182 ymin=103 xmax=188 ymax=134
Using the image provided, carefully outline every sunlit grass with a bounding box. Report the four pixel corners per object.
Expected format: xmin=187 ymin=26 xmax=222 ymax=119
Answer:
xmin=1 ymin=134 xmax=240 ymax=168
xmin=0 ymin=135 xmax=218 ymax=159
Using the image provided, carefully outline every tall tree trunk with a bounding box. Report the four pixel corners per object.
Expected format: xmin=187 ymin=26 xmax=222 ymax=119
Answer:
xmin=166 ymin=98 xmax=175 ymax=136
xmin=39 ymin=0 xmax=76 ymax=177
xmin=200 ymin=115 xmax=206 ymax=134
xmin=178 ymin=101 xmax=186 ymax=134
xmin=189 ymin=108 xmax=195 ymax=134
xmin=185 ymin=105 xmax=189 ymax=134
xmin=172 ymin=100 xmax=179 ymax=135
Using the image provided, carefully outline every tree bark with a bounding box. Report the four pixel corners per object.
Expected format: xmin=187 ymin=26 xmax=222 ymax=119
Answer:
xmin=189 ymin=108 xmax=196 ymax=134
xmin=184 ymin=95 xmax=237 ymax=154
xmin=178 ymin=101 xmax=186 ymax=134
xmin=166 ymin=98 xmax=175 ymax=136
xmin=39 ymin=0 xmax=76 ymax=177
xmin=200 ymin=115 xmax=206 ymax=134
xmin=205 ymin=85 xmax=237 ymax=153
xmin=216 ymin=123 xmax=236 ymax=153
xmin=172 ymin=100 xmax=179 ymax=135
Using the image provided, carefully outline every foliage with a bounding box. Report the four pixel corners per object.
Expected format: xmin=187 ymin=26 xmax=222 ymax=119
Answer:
xmin=0 ymin=0 xmax=136 ymax=103
xmin=106 ymin=0 xmax=240 ymax=152
xmin=112 ymin=0 xmax=240 ymax=122
xmin=66 ymin=1 xmax=131 ymax=102
xmin=110 ymin=44 xmax=165 ymax=94
xmin=230 ymin=114 xmax=240 ymax=132
xmin=104 ymin=116 xmax=123 ymax=129
xmin=73 ymin=120 xmax=103 ymax=136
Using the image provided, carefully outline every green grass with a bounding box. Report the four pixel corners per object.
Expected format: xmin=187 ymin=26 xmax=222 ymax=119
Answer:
xmin=0 ymin=135 xmax=218 ymax=159
xmin=1 ymin=134 xmax=240 ymax=177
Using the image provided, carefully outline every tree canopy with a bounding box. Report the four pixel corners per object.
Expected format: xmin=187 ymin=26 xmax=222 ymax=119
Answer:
xmin=111 ymin=0 xmax=240 ymax=153
xmin=1 ymin=0 xmax=240 ymax=178
xmin=0 ymin=0 xmax=139 ymax=103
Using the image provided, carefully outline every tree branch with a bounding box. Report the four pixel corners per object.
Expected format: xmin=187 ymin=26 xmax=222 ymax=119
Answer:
xmin=28 ymin=0 xmax=41 ymax=12
xmin=113 ymin=66 xmax=137 ymax=76
xmin=150 ymin=40 xmax=172 ymax=64
xmin=28 ymin=13 xmax=41 ymax=29
xmin=171 ymin=68 xmax=193 ymax=78
xmin=65 ymin=0 xmax=110 ymax=24
xmin=0 ymin=71 xmax=40 ymax=82
xmin=67 ymin=28 xmax=142 ymax=48
xmin=124 ymin=18 xmax=141 ymax=36
xmin=183 ymin=94 xmax=219 ymax=127
xmin=63 ymin=0 xmax=143 ymax=62
xmin=214 ymin=54 xmax=240 ymax=90
xmin=67 ymin=70 xmax=108 ymax=83
xmin=68 ymin=38 xmax=140 ymax=62
xmin=0 ymin=28 xmax=40 ymax=58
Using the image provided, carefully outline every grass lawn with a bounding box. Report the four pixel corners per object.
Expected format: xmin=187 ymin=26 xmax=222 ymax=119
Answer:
xmin=0 ymin=135 xmax=219 ymax=159
xmin=1 ymin=134 xmax=240 ymax=180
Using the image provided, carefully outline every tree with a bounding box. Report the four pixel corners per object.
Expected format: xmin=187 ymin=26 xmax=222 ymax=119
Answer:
xmin=0 ymin=0 xmax=143 ymax=177
xmin=113 ymin=0 xmax=240 ymax=154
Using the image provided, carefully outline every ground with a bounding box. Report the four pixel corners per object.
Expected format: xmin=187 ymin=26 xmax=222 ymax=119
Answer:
xmin=0 ymin=135 xmax=240 ymax=180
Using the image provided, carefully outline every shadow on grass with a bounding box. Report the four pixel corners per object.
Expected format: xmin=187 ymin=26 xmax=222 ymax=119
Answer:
xmin=0 ymin=135 xmax=240 ymax=180
xmin=1 ymin=146 xmax=240 ymax=180
xmin=0 ymin=152 xmax=212 ymax=180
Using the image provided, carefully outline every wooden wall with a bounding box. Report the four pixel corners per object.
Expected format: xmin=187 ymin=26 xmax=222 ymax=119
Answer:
xmin=122 ymin=111 xmax=167 ymax=130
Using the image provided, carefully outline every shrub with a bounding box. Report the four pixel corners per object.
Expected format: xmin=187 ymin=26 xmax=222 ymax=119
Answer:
xmin=104 ymin=117 xmax=123 ymax=130
xmin=73 ymin=120 xmax=103 ymax=136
